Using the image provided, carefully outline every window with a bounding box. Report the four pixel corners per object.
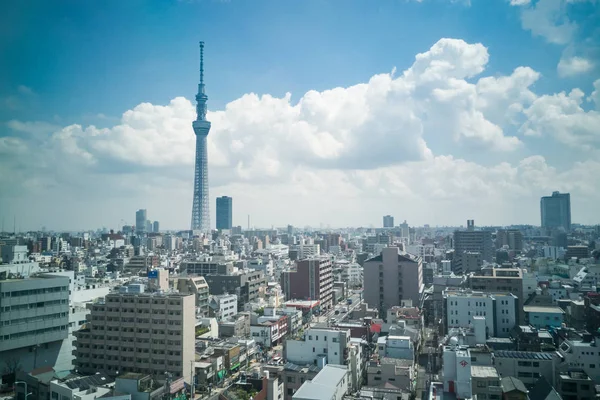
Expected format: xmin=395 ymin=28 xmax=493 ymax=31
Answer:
xmin=287 ymin=389 xmax=294 ymax=395
xmin=287 ymin=376 xmax=295 ymax=383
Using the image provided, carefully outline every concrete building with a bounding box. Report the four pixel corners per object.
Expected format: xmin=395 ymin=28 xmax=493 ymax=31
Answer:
xmin=494 ymin=350 xmax=558 ymax=386
xmin=176 ymin=276 xmax=210 ymax=315
xmin=0 ymin=273 xmax=71 ymax=383
xmin=469 ymin=267 xmax=525 ymax=324
xmin=183 ymin=260 xmax=233 ymax=275
xmin=290 ymin=244 xmax=321 ymax=260
xmin=470 ymin=366 xmax=502 ymax=400
xmin=147 ymin=268 xmax=169 ymax=292
xmin=453 ymin=220 xmax=494 ymax=268
xmin=152 ymin=221 xmax=159 ymax=233
xmin=219 ymin=313 xmax=251 ymax=338
xmin=496 ymin=229 xmax=524 ymax=252
xmin=541 ymin=191 xmax=571 ymax=231
xmin=557 ymin=335 xmax=600 ymax=383
xmin=556 ymin=370 xmax=596 ymax=400
xmin=281 ymin=258 xmax=333 ymax=310
xmin=209 ymin=294 xmax=238 ymax=321
xmin=363 ymin=247 xmax=424 ymax=316
xmin=135 ymin=209 xmax=147 ymax=235
xmin=383 ymin=215 xmax=394 ymax=228
xmin=366 ymin=357 xmax=413 ymax=391
xmin=49 ymin=373 xmax=115 ymax=400
xmin=292 ymin=364 xmax=349 ymax=400
xmin=204 ymin=270 xmax=266 ymax=310
xmin=285 ymin=328 xmax=351 ymax=367
xmin=376 ymin=335 xmax=413 ymax=360
xmin=442 ymin=344 xmax=473 ymax=400
xmin=216 ymin=196 xmax=233 ymax=231
xmin=73 ymin=292 xmax=195 ymax=384
xmin=523 ymin=305 xmax=565 ymax=329
xmin=444 ymin=290 xmax=518 ymax=337
xmin=282 ymin=363 xmax=321 ymax=400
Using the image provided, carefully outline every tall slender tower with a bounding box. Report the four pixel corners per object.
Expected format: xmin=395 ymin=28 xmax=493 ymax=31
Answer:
xmin=191 ymin=41 xmax=211 ymax=232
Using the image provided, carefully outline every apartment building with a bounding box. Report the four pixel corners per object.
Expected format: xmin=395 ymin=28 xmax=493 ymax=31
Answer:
xmin=282 ymin=363 xmax=321 ymax=400
xmin=285 ymin=328 xmax=351 ymax=366
xmin=469 ymin=267 xmax=524 ymax=323
xmin=209 ymin=294 xmax=238 ymax=321
xmin=444 ymin=290 xmax=518 ymax=337
xmin=183 ymin=260 xmax=233 ymax=275
xmin=280 ymin=258 xmax=333 ymax=310
xmin=453 ymin=220 xmax=494 ymax=264
xmin=293 ymin=365 xmax=349 ymax=400
xmin=493 ymin=350 xmax=558 ymax=386
xmin=0 ymin=273 xmax=71 ymax=381
xmin=204 ymin=270 xmax=266 ymax=310
xmin=73 ymin=292 xmax=195 ymax=384
xmin=363 ymin=247 xmax=424 ymax=316
xmin=176 ymin=276 xmax=210 ymax=316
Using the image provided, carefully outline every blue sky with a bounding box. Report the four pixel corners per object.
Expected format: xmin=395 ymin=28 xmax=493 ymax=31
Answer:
xmin=1 ymin=0 xmax=599 ymax=230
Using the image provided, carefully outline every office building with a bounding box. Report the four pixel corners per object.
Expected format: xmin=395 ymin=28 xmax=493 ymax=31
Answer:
xmin=135 ymin=209 xmax=147 ymax=234
xmin=190 ymin=42 xmax=211 ymax=233
xmin=541 ymin=191 xmax=571 ymax=231
xmin=496 ymin=229 xmax=523 ymax=252
xmin=73 ymin=292 xmax=195 ymax=384
xmin=152 ymin=221 xmax=159 ymax=233
xmin=176 ymin=276 xmax=210 ymax=316
xmin=280 ymin=258 xmax=333 ymax=310
xmin=0 ymin=273 xmax=71 ymax=382
xmin=209 ymin=294 xmax=238 ymax=321
xmin=183 ymin=260 xmax=233 ymax=275
xmin=453 ymin=220 xmax=494 ymax=269
xmin=363 ymin=247 xmax=424 ymax=316
xmin=493 ymin=350 xmax=558 ymax=387
xmin=216 ymin=196 xmax=233 ymax=230
xmin=383 ymin=215 xmax=394 ymax=228
xmin=204 ymin=270 xmax=266 ymax=309
xmin=285 ymin=327 xmax=351 ymax=367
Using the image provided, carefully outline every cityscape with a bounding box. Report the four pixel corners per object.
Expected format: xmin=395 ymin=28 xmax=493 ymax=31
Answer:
xmin=1 ymin=1 xmax=600 ymax=400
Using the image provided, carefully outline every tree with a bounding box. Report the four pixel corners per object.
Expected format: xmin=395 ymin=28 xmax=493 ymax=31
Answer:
xmin=3 ymin=356 xmax=22 ymax=383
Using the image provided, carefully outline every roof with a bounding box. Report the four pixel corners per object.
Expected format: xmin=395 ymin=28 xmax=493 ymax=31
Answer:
xmin=527 ymin=377 xmax=561 ymax=400
xmin=523 ymin=305 xmax=565 ymax=314
xmin=494 ymin=350 xmax=554 ymax=360
xmin=293 ymin=381 xmax=337 ymax=400
xmin=312 ymin=365 xmax=348 ymax=386
xmin=471 ymin=366 xmax=499 ymax=379
xmin=364 ymin=252 xmax=418 ymax=264
xmin=284 ymin=362 xmax=321 ymax=374
xmin=501 ymin=376 xmax=528 ymax=394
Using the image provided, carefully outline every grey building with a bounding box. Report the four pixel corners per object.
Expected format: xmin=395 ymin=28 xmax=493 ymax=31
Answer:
xmin=183 ymin=260 xmax=233 ymax=276
xmin=152 ymin=221 xmax=160 ymax=233
xmin=216 ymin=196 xmax=233 ymax=231
xmin=0 ymin=274 xmax=71 ymax=384
xmin=453 ymin=220 xmax=493 ymax=271
xmin=383 ymin=215 xmax=394 ymax=228
xmin=204 ymin=270 xmax=266 ymax=309
xmin=135 ymin=209 xmax=147 ymax=234
xmin=363 ymin=247 xmax=424 ymax=316
xmin=541 ymin=191 xmax=571 ymax=231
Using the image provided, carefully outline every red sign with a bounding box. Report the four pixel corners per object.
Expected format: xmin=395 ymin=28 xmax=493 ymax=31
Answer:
xmin=460 ymin=360 xmax=468 ymax=367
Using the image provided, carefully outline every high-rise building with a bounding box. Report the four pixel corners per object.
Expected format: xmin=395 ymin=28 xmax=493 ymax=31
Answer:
xmin=452 ymin=220 xmax=494 ymax=272
xmin=135 ymin=209 xmax=147 ymax=235
xmin=383 ymin=215 xmax=394 ymax=228
xmin=153 ymin=221 xmax=159 ymax=233
xmin=541 ymin=191 xmax=571 ymax=231
xmin=280 ymin=258 xmax=334 ymax=310
xmin=216 ymin=196 xmax=233 ymax=230
xmin=190 ymin=42 xmax=211 ymax=233
xmin=145 ymin=220 xmax=152 ymax=233
xmin=73 ymin=292 xmax=195 ymax=383
xmin=363 ymin=247 xmax=424 ymax=316
xmin=469 ymin=267 xmax=524 ymax=324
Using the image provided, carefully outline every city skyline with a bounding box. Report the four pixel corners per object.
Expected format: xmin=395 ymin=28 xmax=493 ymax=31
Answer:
xmin=1 ymin=0 xmax=600 ymax=231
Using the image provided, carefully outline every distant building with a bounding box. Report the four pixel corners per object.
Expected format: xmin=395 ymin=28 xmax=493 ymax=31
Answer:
xmin=280 ymin=258 xmax=333 ymax=310
xmin=177 ymin=276 xmax=210 ymax=316
xmin=453 ymin=220 xmax=494 ymax=270
xmin=209 ymin=294 xmax=238 ymax=321
xmin=135 ymin=209 xmax=147 ymax=234
xmin=469 ymin=267 xmax=525 ymax=324
xmin=153 ymin=221 xmax=160 ymax=233
xmin=383 ymin=215 xmax=394 ymax=228
xmin=363 ymin=247 xmax=424 ymax=316
xmin=496 ymin=229 xmax=523 ymax=252
xmin=541 ymin=191 xmax=571 ymax=231
xmin=204 ymin=270 xmax=266 ymax=309
xmin=216 ymin=196 xmax=233 ymax=230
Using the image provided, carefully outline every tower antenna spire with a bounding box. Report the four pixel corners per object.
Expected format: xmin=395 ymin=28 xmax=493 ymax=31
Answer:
xmin=199 ymin=41 xmax=205 ymax=86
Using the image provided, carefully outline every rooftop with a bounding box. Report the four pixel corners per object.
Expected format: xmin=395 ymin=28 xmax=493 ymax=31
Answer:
xmin=523 ymin=305 xmax=565 ymax=314
xmin=471 ymin=366 xmax=499 ymax=379
xmin=494 ymin=350 xmax=554 ymax=360
xmin=501 ymin=376 xmax=527 ymax=394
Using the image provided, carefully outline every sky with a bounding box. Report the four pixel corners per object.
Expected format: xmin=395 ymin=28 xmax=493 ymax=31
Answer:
xmin=1 ymin=0 xmax=599 ymax=231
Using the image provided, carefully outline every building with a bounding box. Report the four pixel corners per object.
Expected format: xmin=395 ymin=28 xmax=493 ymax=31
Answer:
xmin=444 ymin=290 xmax=518 ymax=337
xmin=292 ymin=364 xmax=349 ymax=400
xmin=152 ymin=221 xmax=159 ymax=233
xmin=190 ymin=41 xmax=211 ymax=233
xmin=219 ymin=313 xmax=251 ymax=338
xmin=470 ymin=366 xmax=502 ymax=400
xmin=453 ymin=220 xmax=494 ymax=268
xmin=366 ymin=357 xmax=413 ymax=391
xmin=176 ymin=276 xmax=210 ymax=315
xmin=285 ymin=328 xmax=351 ymax=367
xmin=496 ymin=229 xmax=524 ymax=252
xmin=0 ymin=273 xmax=71 ymax=383
xmin=73 ymin=292 xmax=195 ymax=384
xmin=523 ymin=305 xmax=565 ymax=329
xmin=557 ymin=335 xmax=600 ymax=383
xmin=183 ymin=260 xmax=233 ymax=275
xmin=541 ymin=191 xmax=571 ymax=231
xmin=500 ymin=377 xmax=528 ymax=400
xmin=565 ymin=245 xmax=589 ymax=260
xmin=209 ymin=294 xmax=238 ymax=321
xmin=49 ymin=373 xmax=115 ymax=400
xmin=135 ymin=209 xmax=147 ymax=235
xmin=204 ymin=270 xmax=266 ymax=309
xmin=216 ymin=196 xmax=233 ymax=231
xmin=383 ymin=215 xmax=394 ymax=228
xmin=376 ymin=335 xmax=413 ymax=360
xmin=469 ymin=267 xmax=524 ymax=324
xmin=282 ymin=363 xmax=321 ymax=400
xmin=442 ymin=345 xmax=473 ymax=399
xmin=556 ymin=370 xmax=596 ymax=400
xmin=493 ymin=350 xmax=558 ymax=386
xmin=363 ymin=247 xmax=424 ymax=316
xmin=281 ymin=258 xmax=333 ymax=310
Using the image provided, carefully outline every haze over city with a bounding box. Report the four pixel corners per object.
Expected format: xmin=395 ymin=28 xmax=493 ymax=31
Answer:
xmin=1 ymin=0 xmax=599 ymax=231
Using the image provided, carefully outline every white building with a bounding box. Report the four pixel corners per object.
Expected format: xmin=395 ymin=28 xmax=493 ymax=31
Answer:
xmin=377 ymin=335 xmax=413 ymax=360
xmin=285 ymin=328 xmax=351 ymax=367
xmin=50 ymin=373 xmax=115 ymax=400
xmin=444 ymin=290 xmax=517 ymax=337
xmin=209 ymin=294 xmax=238 ymax=321
xmin=558 ymin=335 xmax=600 ymax=383
xmin=293 ymin=244 xmax=321 ymax=259
xmin=442 ymin=343 xmax=472 ymax=399
xmin=292 ymin=365 xmax=349 ymax=400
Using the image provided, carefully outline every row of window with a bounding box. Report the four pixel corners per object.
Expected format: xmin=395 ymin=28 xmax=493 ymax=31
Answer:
xmin=1 ymin=286 xmax=68 ymax=297
xmin=82 ymin=335 xmax=182 ymax=346
xmin=1 ymin=299 xmax=67 ymax=312
xmin=2 ymin=312 xmax=67 ymax=326
xmin=104 ymin=297 xmax=182 ymax=306
xmin=2 ymin=324 xmax=67 ymax=341
xmin=77 ymin=364 xmax=182 ymax=377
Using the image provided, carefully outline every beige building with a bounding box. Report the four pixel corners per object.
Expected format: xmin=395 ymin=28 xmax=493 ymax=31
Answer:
xmin=73 ymin=292 xmax=195 ymax=384
xmin=176 ymin=276 xmax=210 ymax=316
xmin=469 ymin=267 xmax=524 ymax=324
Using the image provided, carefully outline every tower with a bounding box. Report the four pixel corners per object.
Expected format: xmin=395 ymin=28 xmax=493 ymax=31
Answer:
xmin=191 ymin=41 xmax=211 ymax=232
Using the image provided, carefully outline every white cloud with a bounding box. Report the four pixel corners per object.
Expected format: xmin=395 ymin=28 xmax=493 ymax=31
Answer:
xmin=2 ymin=37 xmax=599 ymax=229
xmin=557 ymin=55 xmax=594 ymax=76
xmin=589 ymin=79 xmax=600 ymax=108
xmin=519 ymin=0 xmax=578 ymax=45
xmin=510 ymin=0 xmax=531 ymax=5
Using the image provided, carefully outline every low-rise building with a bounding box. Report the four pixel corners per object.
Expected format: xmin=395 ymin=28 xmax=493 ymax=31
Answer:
xmin=285 ymin=328 xmax=351 ymax=367
xmin=209 ymin=294 xmax=238 ymax=321
xmin=292 ymin=364 xmax=349 ymax=400
xmin=493 ymin=350 xmax=558 ymax=386
xmin=523 ymin=305 xmax=565 ymax=330
xmin=176 ymin=276 xmax=210 ymax=316
xmin=282 ymin=362 xmax=321 ymax=400
xmin=556 ymin=370 xmax=597 ymax=400
xmin=366 ymin=357 xmax=413 ymax=391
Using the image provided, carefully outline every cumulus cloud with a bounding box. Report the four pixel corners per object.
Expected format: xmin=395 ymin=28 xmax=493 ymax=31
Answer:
xmin=1 ymin=37 xmax=599 ymax=229
xmin=557 ymin=55 xmax=594 ymax=76
xmin=518 ymin=0 xmax=579 ymax=45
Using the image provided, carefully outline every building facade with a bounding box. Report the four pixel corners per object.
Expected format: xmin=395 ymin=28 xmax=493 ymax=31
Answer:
xmin=135 ymin=209 xmax=147 ymax=235
xmin=216 ymin=196 xmax=233 ymax=231
xmin=280 ymin=258 xmax=333 ymax=310
xmin=383 ymin=215 xmax=394 ymax=228
xmin=363 ymin=247 xmax=424 ymax=316
xmin=541 ymin=191 xmax=571 ymax=231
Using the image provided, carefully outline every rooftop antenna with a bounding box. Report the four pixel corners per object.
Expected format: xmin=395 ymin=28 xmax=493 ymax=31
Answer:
xmin=199 ymin=41 xmax=205 ymax=86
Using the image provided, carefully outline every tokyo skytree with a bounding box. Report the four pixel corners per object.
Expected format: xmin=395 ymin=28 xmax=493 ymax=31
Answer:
xmin=190 ymin=41 xmax=211 ymax=233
